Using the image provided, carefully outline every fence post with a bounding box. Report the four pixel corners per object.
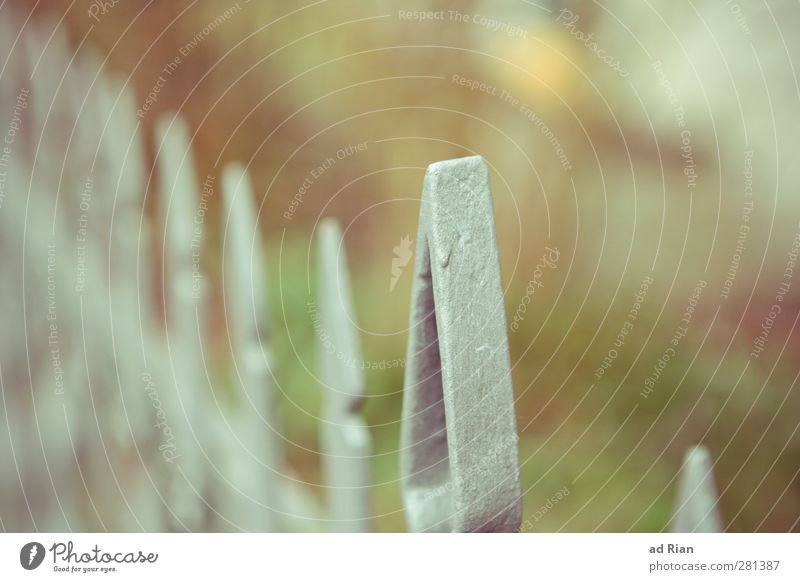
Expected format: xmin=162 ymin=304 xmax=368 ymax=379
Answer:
xmin=316 ymin=218 xmax=373 ymax=532
xmin=219 ymin=163 xmax=282 ymax=531
xmin=103 ymin=78 xmax=166 ymax=531
xmin=8 ymin=19 xmax=83 ymax=531
xmin=155 ymin=113 xmax=212 ymax=531
xmin=672 ymin=446 xmax=723 ymax=533
xmin=400 ymin=156 xmax=522 ymax=532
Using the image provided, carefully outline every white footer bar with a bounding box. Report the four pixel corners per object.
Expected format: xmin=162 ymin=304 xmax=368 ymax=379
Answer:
xmin=1 ymin=533 xmax=797 ymax=580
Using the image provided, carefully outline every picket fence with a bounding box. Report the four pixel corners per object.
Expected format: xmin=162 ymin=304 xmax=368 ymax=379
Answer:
xmin=0 ymin=17 xmax=724 ymax=533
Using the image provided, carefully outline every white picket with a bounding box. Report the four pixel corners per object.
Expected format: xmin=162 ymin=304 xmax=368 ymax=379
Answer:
xmin=219 ymin=163 xmax=282 ymax=531
xmin=316 ymin=218 xmax=373 ymax=532
xmin=154 ymin=113 xmax=212 ymax=531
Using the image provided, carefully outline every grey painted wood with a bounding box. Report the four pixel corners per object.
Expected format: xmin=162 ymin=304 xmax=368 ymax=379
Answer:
xmin=316 ymin=218 xmax=373 ymax=532
xmin=672 ymin=446 xmax=723 ymax=533
xmin=400 ymin=155 xmax=522 ymax=532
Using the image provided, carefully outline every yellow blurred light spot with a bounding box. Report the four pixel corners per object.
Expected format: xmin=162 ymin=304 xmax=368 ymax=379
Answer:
xmin=494 ymin=26 xmax=580 ymax=105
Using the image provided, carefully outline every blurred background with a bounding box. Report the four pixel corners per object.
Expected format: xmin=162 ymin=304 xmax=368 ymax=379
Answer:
xmin=1 ymin=0 xmax=799 ymax=532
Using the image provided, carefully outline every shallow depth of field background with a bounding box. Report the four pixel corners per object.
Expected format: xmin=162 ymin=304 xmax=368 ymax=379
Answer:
xmin=3 ymin=0 xmax=800 ymax=531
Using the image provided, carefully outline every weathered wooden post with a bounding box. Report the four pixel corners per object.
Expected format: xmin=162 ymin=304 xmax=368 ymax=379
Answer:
xmin=316 ymin=218 xmax=373 ymax=532
xmin=672 ymin=445 xmax=723 ymax=532
xmin=155 ymin=113 xmax=211 ymax=530
xmin=219 ymin=162 xmax=282 ymax=531
xmin=400 ymin=156 xmax=522 ymax=532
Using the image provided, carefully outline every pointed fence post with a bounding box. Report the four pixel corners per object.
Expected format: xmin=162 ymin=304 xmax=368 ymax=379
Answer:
xmin=316 ymin=218 xmax=373 ymax=532
xmin=220 ymin=163 xmax=282 ymax=531
xmin=155 ymin=113 xmax=211 ymax=531
xmin=105 ymin=79 xmax=166 ymax=531
xmin=400 ymin=156 xmax=522 ymax=532
xmin=13 ymin=38 xmax=64 ymax=532
xmin=672 ymin=445 xmax=723 ymax=533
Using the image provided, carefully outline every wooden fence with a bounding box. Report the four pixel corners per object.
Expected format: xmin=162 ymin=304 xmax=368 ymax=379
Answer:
xmin=0 ymin=17 xmax=723 ymax=533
